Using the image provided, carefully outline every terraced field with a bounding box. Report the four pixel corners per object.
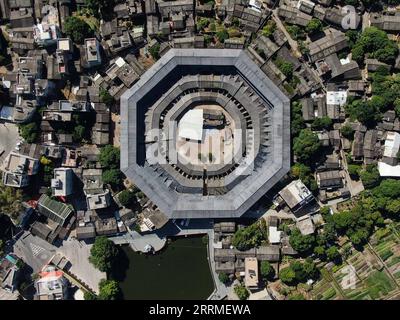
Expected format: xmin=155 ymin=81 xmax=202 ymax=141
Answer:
xmin=310 ymin=226 xmax=400 ymax=300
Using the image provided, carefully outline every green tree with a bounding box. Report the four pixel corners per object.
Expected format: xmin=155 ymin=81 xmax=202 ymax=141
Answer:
xmin=313 ymin=246 xmax=326 ymax=259
xmin=276 ymin=59 xmax=294 ymax=79
xmin=218 ymin=273 xmax=229 ymax=284
xmin=232 ymin=222 xmax=267 ymax=251
xmin=64 ymin=16 xmax=93 ymax=44
xmin=149 ymin=43 xmax=160 ymax=60
xmin=85 ymin=0 xmax=116 ymax=19
xmin=311 ymin=116 xmax=332 ymax=131
xmin=289 ymin=228 xmax=315 ymax=253
xmin=118 ymin=189 xmax=137 ymax=207
xmin=306 ymin=19 xmax=323 ymax=35
xmin=0 ymin=239 xmax=4 ymax=256
xmin=360 ymin=164 xmax=381 ymax=189
xmin=345 ymin=99 xmax=381 ymax=127
xmin=341 ymin=124 xmax=354 ymax=140
xmin=302 ymin=258 xmax=319 ymax=280
xmin=286 ymin=25 xmax=306 ymax=41
xmin=386 ymin=199 xmax=400 ymax=215
xmin=98 ymin=279 xmax=120 ymax=300
xmin=293 ymin=129 xmax=321 ymax=164
xmin=234 ymin=284 xmax=249 ymax=300
xmin=197 ymin=17 xmax=210 ymax=31
xmin=84 ymin=291 xmax=97 ymax=300
xmin=89 ymin=236 xmax=119 ymax=273
xmin=216 ymin=29 xmax=229 ymax=43
xmin=288 ymin=293 xmax=306 ymax=300
xmin=291 ymin=101 xmax=306 ymax=138
xmin=346 ymin=30 xmax=360 ymax=49
xmin=262 ymin=20 xmax=276 ymax=37
xmin=326 ymin=246 xmax=341 ymax=262
xmin=395 ymin=98 xmax=400 ymax=117
xmin=0 ymin=181 xmax=24 ymax=221
xmin=279 ymin=267 xmax=296 ymax=285
xmin=102 ymin=169 xmax=123 ymax=188
xmin=19 ymin=122 xmax=39 ymax=143
xmin=100 ymin=88 xmax=115 ymax=107
xmin=291 ymin=163 xmax=317 ymax=193
xmin=73 ymin=125 xmax=86 ymax=143
xmin=348 ymin=164 xmax=361 ymax=179
xmin=351 ymin=27 xmax=398 ymax=64
xmin=99 ymin=145 xmax=120 ymax=169
xmin=332 ymin=198 xmax=383 ymax=246
xmin=260 ymin=261 xmax=275 ymax=281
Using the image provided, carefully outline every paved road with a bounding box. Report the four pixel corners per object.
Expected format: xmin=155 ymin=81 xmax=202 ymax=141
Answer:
xmin=340 ymin=149 xmax=364 ymax=197
xmin=0 ymin=288 xmax=19 ymax=300
xmin=207 ymin=229 xmax=228 ymax=300
xmin=58 ymin=237 xmax=106 ymax=293
xmin=0 ymin=122 xmax=19 ymax=167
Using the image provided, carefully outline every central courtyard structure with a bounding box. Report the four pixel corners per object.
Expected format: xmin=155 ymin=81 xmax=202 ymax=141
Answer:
xmin=121 ymin=49 xmax=290 ymax=219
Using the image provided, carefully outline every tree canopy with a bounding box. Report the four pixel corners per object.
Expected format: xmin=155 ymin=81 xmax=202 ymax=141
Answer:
xmin=331 ymin=197 xmax=383 ymax=246
xmin=89 ymin=236 xmax=119 ymax=273
xmin=102 ymin=169 xmax=123 ymax=189
xmin=311 ymin=116 xmax=332 ymax=131
xmin=19 ymin=122 xmax=39 ymax=143
xmin=118 ymin=190 xmax=137 ymax=207
xmin=351 ymin=27 xmax=398 ymax=64
xmin=293 ymin=129 xmax=321 ymax=164
xmin=85 ymin=0 xmax=116 ymax=20
xmin=234 ymin=284 xmax=249 ymax=300
xmin=345 ymin=99 xmax=381 ymax=127
xmin=279 ymin=258 xmax=319 ymax=285
xmin=306 ymin=19 xmax=323 ymax=35
xmin=289 ymin=228 xmax=315 ymax=253
xmin=279 ymin=266 xmax=296 ymax=285
xmin=232 ymin=221 xmax=267 ymax=251
xmin=260 ymin=261 xmax=275 ymax=281
xmin=291 ymin=101 xmax=306 ymax=138
xmin=218 ymin=273 xmax=229 ymax=284
xmin=216 ymin=29 xmax=229 ymax=43
xmin=360 ymin=164 xmax=381 ymax=189
xmin=64 ymin=16 xmax=93 ymax=44
xmin=99 ymin=145 xmax=120 ymax=169
xmin=100 ymin=89 xmax=115 ymax=107
xmin=149 ymin=43 xmax=160 ymax=60
xmin=341 ymin=124 xmax=355 ymax=140
xmin=98 ymin=279 xmax=121 ymax=300
xmin=291 ymin=163 xmax=318 ymax=193
xmin=0 ymin=181 xmax=24 ymax=221
xmin=276 ymin=59 xmax=294 ymax=79
xmin=262 ymin=20 xmax=276 ymax=37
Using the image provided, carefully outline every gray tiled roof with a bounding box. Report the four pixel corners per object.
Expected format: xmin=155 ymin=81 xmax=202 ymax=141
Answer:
xmin=120 ymin=49 xmax=290 ymax=219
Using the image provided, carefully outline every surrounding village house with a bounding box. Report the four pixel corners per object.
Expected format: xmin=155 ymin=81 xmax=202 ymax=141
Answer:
xmin=244 ymin=257 xmax=259 ymax=289
xmin=34 ymin=265 xmax=69 ymax=300
xmin=275 ymin=180 xmax=318 ymax=217
xmin=37 ymin=194 xmax=73 ymax=226
xmin=52 ymin=168 xmax=74 ymax=197
xmin=2 ymin=152 xmax=40 ymax=187
xmin=0 ymin=254 xmax=21 ymax=293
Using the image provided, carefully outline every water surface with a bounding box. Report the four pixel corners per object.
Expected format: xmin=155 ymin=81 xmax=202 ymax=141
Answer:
xmin=118 ymin=236 xmax=214 ymax=300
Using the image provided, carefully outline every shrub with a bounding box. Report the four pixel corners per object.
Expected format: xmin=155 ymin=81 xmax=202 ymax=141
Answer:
xmin=64 ymin=16 xmax=93 ymax=44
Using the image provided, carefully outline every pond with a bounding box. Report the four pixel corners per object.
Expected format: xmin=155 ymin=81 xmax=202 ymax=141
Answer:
xmin=117 ymin=236 xmax=214 ymax=300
